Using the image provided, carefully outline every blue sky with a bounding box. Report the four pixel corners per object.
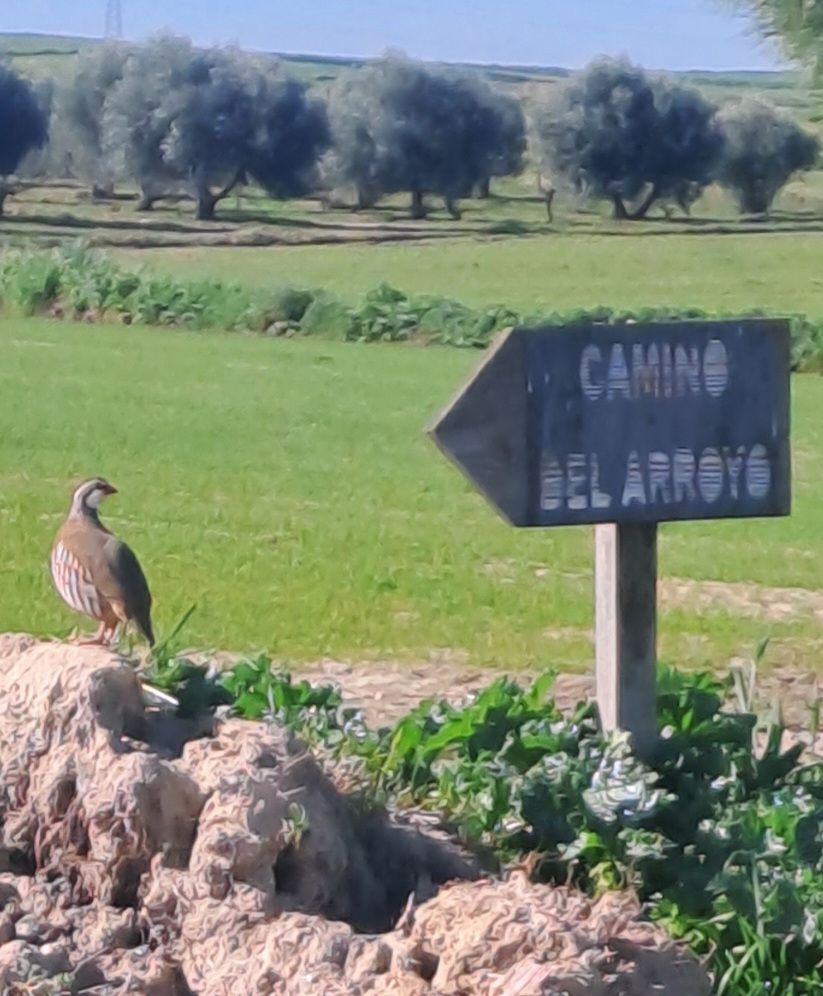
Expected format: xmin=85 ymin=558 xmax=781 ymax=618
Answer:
xmin=3 ymin=1 xmax=786 ymax=71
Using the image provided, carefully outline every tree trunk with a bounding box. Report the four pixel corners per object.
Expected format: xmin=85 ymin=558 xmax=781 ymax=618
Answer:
xmin=476 ymin=177 xmax=491 ymax=199
xmin=92 ymin=181 xmax=115 ymax=200
xmin=741 ymin=183 xmax=770 ymax=216
xmin=611 ymin=185 xmax=658 ymax=221
xmin=675 ymin=185 xmax=693 ymax=216
xmin=192 ymin=166 xmax=243 ymax=221
xmin=356 ymin=184 xmax=377 ymax=211
xmin=410 ymin=189 xmax=426 ymax=219
xmin=0 ymin=187 xmax=8 ymax=218
xmin=444 ymin=195 xmax=462 ymax=220
xmin=195 ymin=190 xmax=219 ymax=221
xmin=545 ymin=189 xmax=555 ymax=223
xmin=136 ymin=188 xmax=157 ymax=212
xmin=625 ymin=183 xmax=659 ymax=220
xmin=611 ymin=193 xmax=628 ymax=219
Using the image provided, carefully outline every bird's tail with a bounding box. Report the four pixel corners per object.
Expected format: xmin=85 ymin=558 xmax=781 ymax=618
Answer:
xmin=139 ymin=614 xmax=156 ymax=648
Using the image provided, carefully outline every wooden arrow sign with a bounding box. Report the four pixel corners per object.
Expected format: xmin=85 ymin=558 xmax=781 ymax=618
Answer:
xmin=429 ymin=318 xmax=792 ymax=755
xmin=429 ymin=320 xmax=791 ymax=529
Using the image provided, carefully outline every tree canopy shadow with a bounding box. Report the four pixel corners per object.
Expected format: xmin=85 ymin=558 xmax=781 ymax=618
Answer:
xmin=0 ymin=212 xmax=233 ymax=235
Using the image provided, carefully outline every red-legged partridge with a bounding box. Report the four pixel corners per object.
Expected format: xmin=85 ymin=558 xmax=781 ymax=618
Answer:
xmin=50 ymin=478 xmax=155 ymax=647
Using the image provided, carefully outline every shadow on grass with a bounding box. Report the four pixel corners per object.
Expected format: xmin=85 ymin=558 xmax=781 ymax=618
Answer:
xmin=561 ymin=211 xmax=823 ymax=236
xmin=194 ymin=206 xmax=517 ymax=239
xmin=8 ymin=197 xmax=823 ymax=252
xmin=1 ymin=212 xmax=234 ymax=235
xmin=477 ymin=192 xmax=547 ymax=205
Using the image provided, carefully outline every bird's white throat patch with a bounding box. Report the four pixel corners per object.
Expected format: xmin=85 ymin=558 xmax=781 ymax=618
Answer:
xmin=70 ymin=482 xmax=109 ymax=518
xmin=85 ymin=489 xmax=104 ymax=510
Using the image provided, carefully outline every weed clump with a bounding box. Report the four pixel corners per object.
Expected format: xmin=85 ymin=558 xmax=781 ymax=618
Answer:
xmin=2 ymin=243 xmax=823 ymax=370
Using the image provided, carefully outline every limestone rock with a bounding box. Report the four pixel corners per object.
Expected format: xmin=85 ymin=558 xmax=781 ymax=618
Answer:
xmin=0 ymin=637 xmax=709 ymax=995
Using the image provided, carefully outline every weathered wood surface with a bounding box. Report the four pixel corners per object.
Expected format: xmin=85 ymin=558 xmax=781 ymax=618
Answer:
xmin=428 ymin=328 xmax=528 ymax=526
xmin=429 ymin=318 xmax=792 ymax=749
xmin=429 ymin=320 xmax=791 ymax=528
xmin=595 ymin=523 xmax=658 ymax=756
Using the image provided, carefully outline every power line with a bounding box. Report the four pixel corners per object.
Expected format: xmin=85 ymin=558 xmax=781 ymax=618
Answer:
xmin=104 ymin=0 xmax=123 ymax=39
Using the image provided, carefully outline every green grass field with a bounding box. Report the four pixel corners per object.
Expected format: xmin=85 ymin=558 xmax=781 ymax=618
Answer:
xmin=2 ymin=315 xmax=822 ymax=673
xmin=3 ymin=34 xmax=823 ymax=676
xmin=6 ymin=169 xmax=819 ymax=326
xmin=119 ymin=229 xmax=823 ymax=316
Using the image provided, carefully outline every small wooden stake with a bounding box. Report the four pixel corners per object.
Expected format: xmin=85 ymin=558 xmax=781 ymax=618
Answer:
xmin=595 ymin=523 xmax=658 ymax=756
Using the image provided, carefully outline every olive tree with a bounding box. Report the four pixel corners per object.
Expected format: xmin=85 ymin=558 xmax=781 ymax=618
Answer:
xmin=531 ymin=58 xmax=723 ymax=219
xmin=244 ymin=75 xmax=330 ymax=200
xmin=324 ymin=68 xmax=384 ymax=210
xmin=52 ymin=44 xmax=127 ymax=195
xmin=471 ymin=86 xmax=526 ymax=197
xmin=160 ymin=49 xmax=258 ymax=219
xmin=161 ymin=52 xmax=328 ymax=219
xmin=104 ymin=38 xmax=328 ymax=219
xmin=327 ymin=58 xmax=525 ymax=218
xmin=102 ymin=36 xmax=198 ymax=210
xmin=0 ymin=65 xmax=48 ymax=214
xmin=716 ymin=97 xmax=819 ymax=213
xmin=17 ymin=78 xmax=56 ymax=179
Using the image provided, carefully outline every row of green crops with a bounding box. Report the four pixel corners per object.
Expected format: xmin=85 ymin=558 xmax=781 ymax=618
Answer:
xmin=147 ymin=649 xmax=823 ymax=995
xmin=3 ymin=243 xmax=823 ymax=368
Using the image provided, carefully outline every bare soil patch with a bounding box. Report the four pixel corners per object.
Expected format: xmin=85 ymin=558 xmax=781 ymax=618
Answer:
xmin=660 ymin=575 xmax=823 ymax=624
xmin=298 ymin=654 xmax=823 ymax=758
xmin=299 ymin=656 xmax=589 ymax=728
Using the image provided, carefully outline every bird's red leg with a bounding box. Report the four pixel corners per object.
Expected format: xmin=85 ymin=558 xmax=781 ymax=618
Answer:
xmin=77 ymin=621 xmax=109 ymax=647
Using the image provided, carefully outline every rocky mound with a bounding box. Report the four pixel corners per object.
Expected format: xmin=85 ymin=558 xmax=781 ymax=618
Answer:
xmin=0 ymin=636 xmax=710 ymax=995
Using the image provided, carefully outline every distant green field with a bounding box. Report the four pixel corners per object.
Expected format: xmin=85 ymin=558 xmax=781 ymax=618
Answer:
xmin=119 ymin=229 xmax=823 ymax=317
xmin=0 ymin=32 xmax=92 ymax=80
xmin=1 ymin=316 xmax=822 ymax=673
xmin=0 ymin=33 xmax=89 ymax=53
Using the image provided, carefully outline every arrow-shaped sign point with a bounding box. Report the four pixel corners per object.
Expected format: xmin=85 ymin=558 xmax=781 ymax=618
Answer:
xmin=428 ymin=327 xmax=530 ymax=527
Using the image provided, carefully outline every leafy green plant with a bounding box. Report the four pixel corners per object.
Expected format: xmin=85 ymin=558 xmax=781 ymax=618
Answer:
xmin=218 ymin=653 xmax=363 ymax=745
xmin=142 ymin=605 xmax=234 ymax=718
xmin=146 ymin=652 xmax=823 ymax=994
xmin=0 ymin=248 xmax=62 ymax=315
xmin=267 ymin=286 xmax=317 ymax=324
xmin=299 ymin=292 xmax=355 ymax=339
xmin=3 ymin=245 xmax=823 ymax=369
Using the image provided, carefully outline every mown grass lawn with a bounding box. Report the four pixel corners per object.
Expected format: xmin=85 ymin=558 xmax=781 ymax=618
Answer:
xmin=1 ymin=315 xmax=822 ymax=672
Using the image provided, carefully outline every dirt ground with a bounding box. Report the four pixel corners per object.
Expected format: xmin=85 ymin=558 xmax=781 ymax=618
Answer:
xmin=297 ymin=651 xmax=823 ymax=756
xmin=258 ymin=574 xmax=822 ymax=750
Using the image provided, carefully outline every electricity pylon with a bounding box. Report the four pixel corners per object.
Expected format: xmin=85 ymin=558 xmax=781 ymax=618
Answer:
xmin=104 ymin=0 xmax=123 ymax=39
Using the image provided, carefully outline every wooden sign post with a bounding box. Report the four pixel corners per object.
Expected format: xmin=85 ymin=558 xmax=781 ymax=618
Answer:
xmin=429 ymin=320 xmax=791 ymax=753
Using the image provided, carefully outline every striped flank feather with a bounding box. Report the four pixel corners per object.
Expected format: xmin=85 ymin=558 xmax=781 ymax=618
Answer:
xmin=50 ymin=541 xmax=104 ymax=621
